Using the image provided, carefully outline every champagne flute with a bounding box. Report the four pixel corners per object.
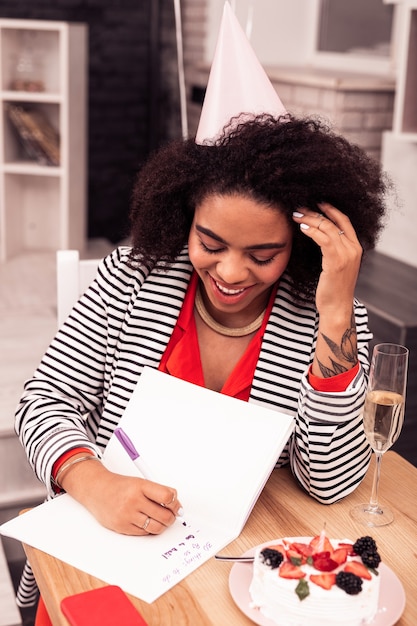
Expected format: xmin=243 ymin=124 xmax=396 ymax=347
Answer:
xmin=351 ymin=343 xmax=408 ymax=527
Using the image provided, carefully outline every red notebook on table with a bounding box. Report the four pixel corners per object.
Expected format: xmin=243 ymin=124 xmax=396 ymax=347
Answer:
xmin=61 ymin=585 xmax=148 ymax=626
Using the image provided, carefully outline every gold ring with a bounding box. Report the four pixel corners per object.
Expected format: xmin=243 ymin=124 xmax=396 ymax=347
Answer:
xmin=141 ymin=516 xmax=151 ymax=531
xmin=338 ymin=230 xmax=345 ymax=235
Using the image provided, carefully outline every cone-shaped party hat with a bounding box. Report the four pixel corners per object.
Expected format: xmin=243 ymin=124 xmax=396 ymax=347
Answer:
xmin=195 ymin=1 xmax=286 ymax=144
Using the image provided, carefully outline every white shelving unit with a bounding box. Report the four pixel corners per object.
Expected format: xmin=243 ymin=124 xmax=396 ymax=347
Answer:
xmin=0 ymin=19 xmax=87 ymax=260
xmin=379 ymin=0 xmax=417 ymax=267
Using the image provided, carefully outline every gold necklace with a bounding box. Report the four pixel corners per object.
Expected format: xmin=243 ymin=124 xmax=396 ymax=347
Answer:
xmin=195 ymin=287 xmax=265 ymax=337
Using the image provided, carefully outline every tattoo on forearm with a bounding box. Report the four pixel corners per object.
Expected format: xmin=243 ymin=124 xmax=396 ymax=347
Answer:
xmin=317 ymin=313 xmax=358 ymax=378
xmin=318 ymin=358 xmax=349 ymax=378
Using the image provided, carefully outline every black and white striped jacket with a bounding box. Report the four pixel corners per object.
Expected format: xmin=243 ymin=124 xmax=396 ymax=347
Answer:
xmin=15 ymin=246 xmax=372 ymax=505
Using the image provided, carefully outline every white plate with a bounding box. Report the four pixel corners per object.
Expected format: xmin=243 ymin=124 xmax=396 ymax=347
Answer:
xmin=229 ymin=544 xmax=406 ymax=626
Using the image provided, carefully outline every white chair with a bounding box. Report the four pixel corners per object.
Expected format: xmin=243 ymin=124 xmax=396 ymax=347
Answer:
xmin=56 ymin=250 xmax=100 ymax=327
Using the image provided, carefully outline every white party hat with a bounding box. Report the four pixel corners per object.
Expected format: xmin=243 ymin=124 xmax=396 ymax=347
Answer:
xmin=195 ymin=1 xmax=286 ymax=144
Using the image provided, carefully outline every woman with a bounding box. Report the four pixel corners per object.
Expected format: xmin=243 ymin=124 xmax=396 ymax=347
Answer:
xmin=16 ymin=114 xmax=389 ymax=620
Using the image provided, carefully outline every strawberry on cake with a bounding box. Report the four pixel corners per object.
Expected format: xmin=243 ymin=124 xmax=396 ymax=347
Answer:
xmin=249 ymin=534 xmax=381 ymax=626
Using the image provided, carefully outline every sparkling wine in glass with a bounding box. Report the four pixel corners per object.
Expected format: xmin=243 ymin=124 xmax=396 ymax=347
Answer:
xmin=351 ymin=343 xmax=408 ymax=527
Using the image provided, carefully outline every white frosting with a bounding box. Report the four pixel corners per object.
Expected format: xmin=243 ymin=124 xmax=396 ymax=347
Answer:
xmin=249 ymin=537 xmax=380 ymax=626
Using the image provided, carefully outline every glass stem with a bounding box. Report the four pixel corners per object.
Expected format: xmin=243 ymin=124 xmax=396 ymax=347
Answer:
xmin=369 ymin=451 xmax=383 ymax=509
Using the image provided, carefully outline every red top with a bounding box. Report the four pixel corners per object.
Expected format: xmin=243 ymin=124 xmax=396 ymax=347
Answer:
xmin=159 ymin=272 xmax=277 ymax=399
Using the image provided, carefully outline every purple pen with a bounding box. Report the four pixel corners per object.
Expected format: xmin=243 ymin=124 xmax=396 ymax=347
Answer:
xmin=114 ymin=427 xmax=157 ymax=481
xmin=114 ymin=427 xmax=186 ymax=524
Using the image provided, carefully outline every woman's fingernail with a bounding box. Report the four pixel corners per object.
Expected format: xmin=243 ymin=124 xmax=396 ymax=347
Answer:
xmin=292 ymin=211 xmax=304 ymax=218
xmin=300 ymin=223 xmax=310 ymax=230
xmin=177 ymin=507 xmax=184 ymax=517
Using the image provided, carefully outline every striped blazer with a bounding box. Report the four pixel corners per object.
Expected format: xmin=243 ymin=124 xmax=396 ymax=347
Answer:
xmin=15 ymin=246 xmax=372 ymax=505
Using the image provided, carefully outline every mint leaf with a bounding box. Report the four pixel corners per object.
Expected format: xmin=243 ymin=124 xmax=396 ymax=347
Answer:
xmin=295 ymin=579 xmax=310 ymax=601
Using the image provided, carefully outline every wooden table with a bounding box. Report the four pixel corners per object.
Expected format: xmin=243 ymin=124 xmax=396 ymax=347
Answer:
xmin=24 ymin=451 xmax=417 ymax=625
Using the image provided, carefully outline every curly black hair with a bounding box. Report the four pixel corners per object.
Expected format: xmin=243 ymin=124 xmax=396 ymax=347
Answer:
xmin=128 ymin=114 xmax=390 ymax=300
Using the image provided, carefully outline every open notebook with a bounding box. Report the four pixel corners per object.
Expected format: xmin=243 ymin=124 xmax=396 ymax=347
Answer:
xmin=1 ymin=367 xmax=294 ymax=602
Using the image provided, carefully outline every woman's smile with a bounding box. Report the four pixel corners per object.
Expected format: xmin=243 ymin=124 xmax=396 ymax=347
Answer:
xmin=209 ymin=275 xmax=256 ymax=306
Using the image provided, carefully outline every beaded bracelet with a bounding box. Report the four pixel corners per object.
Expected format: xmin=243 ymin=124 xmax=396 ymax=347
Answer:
xmin=54 ymin=454 xmax=101 ymax=489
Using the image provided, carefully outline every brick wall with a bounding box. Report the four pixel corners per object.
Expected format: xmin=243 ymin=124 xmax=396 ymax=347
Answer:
xmin=267 ymin=68 xmax=395 ymax=162
xmin=185 ymin=59 xmax=395 ymax=163
xmin=181 ymin=0 xmax=207 ymax=136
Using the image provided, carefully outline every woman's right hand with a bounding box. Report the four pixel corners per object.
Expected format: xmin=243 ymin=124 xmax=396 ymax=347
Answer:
xmin=59 ymin=455 xmax=183 ymax=535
